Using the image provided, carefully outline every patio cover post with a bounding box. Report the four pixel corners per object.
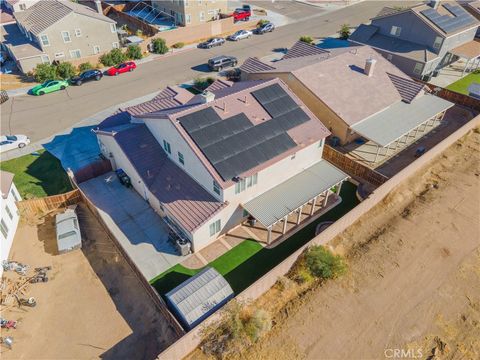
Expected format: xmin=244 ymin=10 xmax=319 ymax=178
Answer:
xmin=267 ymin=226 xmax=272 ymax=244
xmin=296 ymin=206 xmax=303 ymax=225
xmin=373 ymin=144 xmax=381 ymax=163
xmin=323 ymin=190 xmax=329 ymax=207
xmin=282 ymin=215 xmax=288 ymax=234
xmin=310 ymin=196 xmax=317 ymax=215
xmin=463 ymin=58 xmax=471 ymax=76
xmin=336 ymin=181 xmax=343 ymax=196
xmin=413 ymin=124 xmax=420 ymax=139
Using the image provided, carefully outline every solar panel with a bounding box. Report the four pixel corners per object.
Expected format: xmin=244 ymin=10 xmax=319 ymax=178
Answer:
xmin=179 ymin=107 xmax=221 ymax=133
xmin=420 ymin=5 xmax=476 ymax=34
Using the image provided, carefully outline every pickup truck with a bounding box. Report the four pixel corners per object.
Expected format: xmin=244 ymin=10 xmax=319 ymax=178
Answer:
xmin=233 ymin=8 xmax=251 ymax=22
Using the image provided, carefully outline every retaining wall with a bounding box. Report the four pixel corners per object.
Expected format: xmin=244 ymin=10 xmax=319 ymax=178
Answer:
xmin=157 ymin=115 xmax=480 ymax=360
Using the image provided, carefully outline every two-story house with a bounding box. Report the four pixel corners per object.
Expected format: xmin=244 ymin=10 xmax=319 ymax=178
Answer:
xmin=3 ymin=0 xmax=119 ymax=73
xmin=349 ymin=0 xmax=480 ymax=80
xmin=94 ymin=79 xmax=348 ymax=252
xmin=240 ymin=41 xmax=454 ymax=158
xmin=151 ymin=0 xmax=228 ymax=26
xmin=1 ymin=171 xmax=22 ymax=276
xmin=4 ymin=0 xmax=41 ymax=13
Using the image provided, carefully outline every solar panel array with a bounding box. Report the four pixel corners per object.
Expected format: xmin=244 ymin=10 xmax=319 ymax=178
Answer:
xmin=179 ymin=84 xmax=309 ymax=181
xmin=420 ymin=5 xmax=476 ymax=34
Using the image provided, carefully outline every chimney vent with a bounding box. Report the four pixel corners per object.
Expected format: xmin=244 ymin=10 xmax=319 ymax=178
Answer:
xmin=364 ymin=58 xmax=377 ymax=77
xmin=200 ymin=90 xmax=215 ymax=104
xmin=94 ymin=0 xmax=103 ymax=14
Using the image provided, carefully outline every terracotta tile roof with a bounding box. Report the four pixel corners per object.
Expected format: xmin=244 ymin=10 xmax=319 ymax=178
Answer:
xmin=283 ymin=41 xmax=329 ymax=60
xmin=387 ymin=73 xmax=427 ymax=103
xmin=124 ymin=86 xmax=194 ymax=116
xmin=240 ymin=57 xmax=276 ymax=73
xmin=205 ymin=79 xmax=233 ymax=92
xmin=113 ymin=124 xmax=226 ymax=233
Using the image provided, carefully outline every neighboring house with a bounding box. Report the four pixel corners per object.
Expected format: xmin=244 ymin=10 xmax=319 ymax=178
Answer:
xmin=349 ymin=1 xmax=480 ymax=80
xmin=0 ymin=170 xmax=21 ymax=275
xmin=4 ymin=0 xmax=41 ymax=13
xmin=1 ymin=2 xmax=16 ymax=26
xmin=151 ymin=0 xmax=228 ymax=26
xmin=94 ymin=78 xmax=348 ymax=252
xmin=240 ymin=41 xmax=454 ymax=146
xmin=2 ymin=0 xmax=119 ymax=73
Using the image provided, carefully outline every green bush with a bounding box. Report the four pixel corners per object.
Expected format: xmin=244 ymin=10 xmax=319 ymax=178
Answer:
xmin=193 ymin=76 xmax=215 ymax=91
xmin=243 ymin=309 xmax=271 ymax=342
xmin=304 ymin=245 xmax=347 ymax=280
xmin=299 ymin=35 xmax=314 ymax=44
xmin=257 ymin=19 xmax=269 ymax=27
xmin=56 ymin=62 xmax=76 ymax=80
xmin=151 ymin=38 xmax=169 ymax=54
xmin=338 ymin=24 xmax=351 ymax=40
xmin=78 ymin=62 xmax=94 ymax=72
xmin=33 ymin=63 xmax=57 ymax=83
xmin=126 ymin=44 xmax=142 ymax=60
xmin=172 ymin=42 xmax=184 ymax=49
xmin=100 ymin=48 xmax=127 ymax=66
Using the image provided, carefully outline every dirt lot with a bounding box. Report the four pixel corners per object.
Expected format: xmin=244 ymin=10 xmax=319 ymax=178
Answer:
xmin=233 ymin=129 xmax=480 ymax=359
xmin=0 ymin=204 xmax=179 ymax=359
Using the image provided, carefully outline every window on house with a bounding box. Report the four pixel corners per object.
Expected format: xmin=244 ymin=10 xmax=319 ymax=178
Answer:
xmin=209 ymin=219 xmax=221 ymax=236
xmin=40 ymin=34 xmax=50 ymax=46
xmin=110 ymin=23 xmax=116 ymax=33
xmin=390 ymin=26 xmax=401 ymax=36
xmin=93 ymin=45 xmax=100 ymax=54
xmin=213 ymin=180 xmax=220 ymax=195
xmin=235 ymin=173 xmax=257 ymax=194
xmin=433 ymin=36 xmax=443 ymax=50
xmin=5 ymin=205 xmax=13 ymax=220
xmin=10 ymin=189 xmax=19 ymax=202
xmin=178 ymin=151 xmax=184 ymax=165
xmin=62 ymin=31 xmax=71 ymax=43
xmin=243 ymin=209 xmax=249 ymax=217
xmin=55 ymin=52 xmax=65 ymax=59
xmin=41 ymin=55 xmax=50 ymax=64
xmin=318 ymin=139 xmax=324 ymax=148
xmin=75 ymin=28 xmax=82 ymax=37
xmin=186 ymin=14 xmax=191 ymax=24
xmin=200 ymin=11 xmax=205 ymax=21
xmin=112 ymin=42 xmax=119 ymax=49
xmin=0 ymin=219 xmax=8 ymax=238
xmin=19 ymin=3 xmax=26 ymax=10
xmin=413 ymin=62 xmax=424 ymax=75
xmin=70 ymin=49 xmax=81 ymax=59
xmin=163 ymin=140 xmax=171 ymax=154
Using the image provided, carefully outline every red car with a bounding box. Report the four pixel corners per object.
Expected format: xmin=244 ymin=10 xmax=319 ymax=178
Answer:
xmin=233 ymin=9 xmax=251 ymax=22
xmin=106 ymin=61 xmax=136 ymax=76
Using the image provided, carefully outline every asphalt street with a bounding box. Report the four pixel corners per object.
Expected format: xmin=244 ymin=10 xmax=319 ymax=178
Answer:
xmin=0 ymin=1 xmax=408 ymax=143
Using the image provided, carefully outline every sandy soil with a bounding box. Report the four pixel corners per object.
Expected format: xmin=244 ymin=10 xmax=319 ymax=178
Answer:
xmin=0 ymin=73 xmax=36 ymax=91
xmin=0 ymin=204 xmax=179 ymax=359
xmin=236 ymin=129 xmax=480 ymax=359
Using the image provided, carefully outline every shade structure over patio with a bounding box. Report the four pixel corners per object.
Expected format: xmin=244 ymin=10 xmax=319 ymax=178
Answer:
xmin=450 ymin=39 xmax=480 ymax=75
xmin=351 ymin=94 xmax=454 ymax=161
xmin=242 ymin=160 xmax=348 ymax=241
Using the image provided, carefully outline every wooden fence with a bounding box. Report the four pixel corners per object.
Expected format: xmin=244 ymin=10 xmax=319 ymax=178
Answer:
xmin=323 ymin=145 xmax=389 ymax=187
xmin=74 ymin=159 xmax=112 ymax=184
xmin=423 ymin=83 xmax=480 ymax=112
xmin=16 ymin=189 xmax=82 ymax=218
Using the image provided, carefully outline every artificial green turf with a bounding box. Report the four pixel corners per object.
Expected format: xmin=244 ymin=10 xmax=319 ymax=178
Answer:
xmin=446 ymin=71 xmax=480 ymax=95
xmin=151 ymin=182 xmax=360 ymax=297
xmin=0 ymin=150 xmax=72 ymax=198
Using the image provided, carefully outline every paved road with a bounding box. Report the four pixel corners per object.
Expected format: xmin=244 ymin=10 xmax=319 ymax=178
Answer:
xmin=1 ymin=1 xmax=406 ymax=143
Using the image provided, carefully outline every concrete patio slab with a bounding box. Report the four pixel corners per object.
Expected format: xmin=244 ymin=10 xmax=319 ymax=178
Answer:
xmin=79 ymin=172 xmax=185 ymax=280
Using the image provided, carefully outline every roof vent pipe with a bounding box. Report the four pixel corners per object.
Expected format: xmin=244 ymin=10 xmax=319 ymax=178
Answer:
xmin=200 ymin=90 xmax=215 ymax=104
xmin=94 ymin=0 xmax=103 ymax=14
xmin=430 ymin=0 xmax=440 ymax=9
xmin=364 ymin=58 xmax=377 ymax=77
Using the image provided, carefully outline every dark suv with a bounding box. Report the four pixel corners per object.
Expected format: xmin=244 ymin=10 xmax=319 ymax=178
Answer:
xmin=207 ymin=55 xmax=238 ymax=71
xmin=71 ymin=69 xmax=103 ymax=85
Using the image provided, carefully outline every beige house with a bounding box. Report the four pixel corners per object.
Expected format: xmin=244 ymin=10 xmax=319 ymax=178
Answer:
xmin=4 ymin=0 xmax=41 ymax=13
xmin=151 ymin=0 xmax=228 ymax=26
xmin=3 ymin=0 xmax=119 ymax=73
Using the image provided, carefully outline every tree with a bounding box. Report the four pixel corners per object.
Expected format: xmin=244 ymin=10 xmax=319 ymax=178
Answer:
xmin=126 ymin=44 xmax=142 ymax=60
xmin=78 ymin=62 xmax=94 ymax=72
xmin=193 ymin=76 xmax=215 ymax=91
xmin=34 ymin=63 xmax=57 ymax=83
xmin=99 ymin=48 xmax=127 ymax=66
xmin=257 ymin=19 xmax=269 ymax=27
xmin=299 ymin=35 xmax=314 ymax=44
xmin=304 ymin=245 xmax=347 ymax=280
xmin=338 ymin=24 xmax=351 ymax=40
xmin=56 ymin=62 xmax=76 ymax=80
xmin=151 ymin=38 xmax=169 ymax=54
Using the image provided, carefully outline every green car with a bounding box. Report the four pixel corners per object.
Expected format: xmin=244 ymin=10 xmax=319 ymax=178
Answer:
xmin=31 ymin=80 xmax=69 ymax=95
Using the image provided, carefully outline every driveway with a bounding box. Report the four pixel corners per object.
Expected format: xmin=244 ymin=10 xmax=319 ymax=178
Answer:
xmin=79 ymin=172 xmax=184 ymax=281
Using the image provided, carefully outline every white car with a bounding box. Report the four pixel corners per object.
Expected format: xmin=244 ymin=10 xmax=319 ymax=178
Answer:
xmin=0 ymin=135 xmax=30 ymax=153
xmin=228 ymin=30 xmax=252 ymax=41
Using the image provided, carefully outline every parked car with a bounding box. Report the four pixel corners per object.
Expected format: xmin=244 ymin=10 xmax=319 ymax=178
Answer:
xmin=254 ymin=22 xmax=275 ymax=34
xmin=233 ymin=9 xmax=251 ymax=22
xmin=208 ymin=55 xmax=238 ymax=71
xmin=0 ymin=135 xmax=30 ymax=153
xmin=198 ymin=37 xmax=225 ymax=49
xmin=228 ymin=30 xmax=253 ymax=41
xmin=31 ymin=80 xmax=69 ymax=95
xmin=106 ymin=61 xmax=136 ymax=76
xmin=70 ymin=69 xmax=103 ymax=85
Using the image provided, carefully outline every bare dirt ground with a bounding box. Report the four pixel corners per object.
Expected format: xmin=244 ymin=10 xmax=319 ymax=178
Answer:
xmin=236 ymin=129 xmax=480 ymax=360
xmin=0 ymin=204 xmax=179 ymax=359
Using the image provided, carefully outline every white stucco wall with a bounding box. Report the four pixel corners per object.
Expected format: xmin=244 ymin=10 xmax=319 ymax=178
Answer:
xmin=1 ymin=182 xmax=21 ymax=276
